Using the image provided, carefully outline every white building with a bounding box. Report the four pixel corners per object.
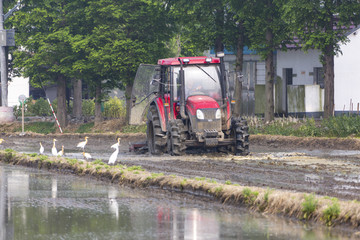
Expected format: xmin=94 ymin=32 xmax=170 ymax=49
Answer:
xmin=334 ymin=27 xmax=360 ymax=113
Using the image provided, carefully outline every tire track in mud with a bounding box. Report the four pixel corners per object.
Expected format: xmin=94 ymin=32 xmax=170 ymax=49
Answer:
xmin=120 ymin=151 xmax=360 ymax=201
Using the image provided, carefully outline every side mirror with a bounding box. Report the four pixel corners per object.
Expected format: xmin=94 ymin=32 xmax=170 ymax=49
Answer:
xmin=150 ymin=78 xmax=160 ymax=86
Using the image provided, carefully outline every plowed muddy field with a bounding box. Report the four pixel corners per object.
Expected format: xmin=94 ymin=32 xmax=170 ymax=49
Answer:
xmin=2 ymin=133 xmax=360 ymax=201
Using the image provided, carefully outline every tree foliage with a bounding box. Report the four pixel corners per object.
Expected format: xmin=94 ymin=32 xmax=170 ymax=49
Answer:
xmin=283 ymin=0 xmax=360 ymax=118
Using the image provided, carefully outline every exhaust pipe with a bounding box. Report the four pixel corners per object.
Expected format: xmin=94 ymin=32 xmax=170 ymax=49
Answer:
xmin=178 ymin=58 xmax=188 ymax=119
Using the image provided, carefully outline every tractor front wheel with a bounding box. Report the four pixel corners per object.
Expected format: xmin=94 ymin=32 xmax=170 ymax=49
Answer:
xmin=230 ymin=117 xmax=249 ymax=156
xmin=169 ymin=119 xmax=186 ymax=156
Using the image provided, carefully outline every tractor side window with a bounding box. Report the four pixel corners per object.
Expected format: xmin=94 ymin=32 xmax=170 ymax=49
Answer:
xmin=172 ymin=68 xmax=181 ymax=101
xmin=163 ymin=67 xmax=170 ymax=93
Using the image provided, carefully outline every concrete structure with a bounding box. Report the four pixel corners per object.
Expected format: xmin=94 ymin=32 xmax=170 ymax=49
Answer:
xmin=8 ymin=76 xmax=30 ymax=107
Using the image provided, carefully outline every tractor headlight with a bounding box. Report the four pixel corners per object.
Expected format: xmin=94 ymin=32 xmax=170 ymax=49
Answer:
xmin=196 ymin=109 xmax=205 ymax=120
xmin=215 ymin=109 xmax=221 ymax=119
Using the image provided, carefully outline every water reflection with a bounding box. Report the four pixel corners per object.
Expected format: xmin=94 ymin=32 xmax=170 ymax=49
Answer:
xmin=0 ymin=163 xmax=354 ymax=240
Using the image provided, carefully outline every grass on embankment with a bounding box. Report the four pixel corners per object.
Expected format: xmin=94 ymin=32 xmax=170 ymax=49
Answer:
xmin=10 ymin=115 xmax=360 ymax=138
xmin=249 ymin=115 xmax=360 ymax=138
xmin=11 ymin=121 xmax=147 ymax=134
xmin=1 ymin=149 xmax=360 ymax=228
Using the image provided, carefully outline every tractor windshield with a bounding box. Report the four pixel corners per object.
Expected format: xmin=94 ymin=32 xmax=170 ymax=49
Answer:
xmin=173 ymin=65 xmax=222 ymax=100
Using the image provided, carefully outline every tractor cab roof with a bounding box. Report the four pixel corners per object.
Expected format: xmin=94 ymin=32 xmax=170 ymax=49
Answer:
xmin=157 ymin=56 xmax=220 ymax=66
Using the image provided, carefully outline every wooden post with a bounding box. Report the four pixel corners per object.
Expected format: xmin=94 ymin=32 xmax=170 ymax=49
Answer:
xmin=21 ymin=101 xmax=24 ymax=134
xmin=357 ymin=103 xmax=359 ymax=115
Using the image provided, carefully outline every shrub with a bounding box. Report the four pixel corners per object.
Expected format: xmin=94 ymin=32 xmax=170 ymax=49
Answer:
xmin=242 ymin=187 xmax=259 ymax=205
xmin=30 ymin=98 xmax=52 ymax=116
xmin=103 ymin=97 xmax=126 ymax=119
xmin=302 ymin=193 xmax=318 ymax=219
xmin=322 ymin=199 xmax=340 ymax=226
xmin=82 ymin=99 xmax=95 ymax=117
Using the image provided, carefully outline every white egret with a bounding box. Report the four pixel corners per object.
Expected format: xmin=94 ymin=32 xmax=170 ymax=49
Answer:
xmin=51 ymin=139 xmax=58 ymax=156
xmin=77 ymin=136 xmax=89 ymax=149
xmin=0 ymin=139 xmax=4 ymax=144
xmin=111 ymin=138 xmax=121 ymax=149
xmin=57 ymin=145 xmax=64 ymax=157
xmin=39 ymin=142 xmax=44 ymax=154
xmin=108 ymin=138 xmax=120 ymax=165
xmin=108 ymin=146 xmax=119 ymax=165
xmin=82 ymin=152 xmax=92 ymax=160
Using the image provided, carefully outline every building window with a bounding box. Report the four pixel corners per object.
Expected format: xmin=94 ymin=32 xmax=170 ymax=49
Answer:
xmin=284 ymin=68 xmax=293 ymax=85
xmin=314 ymin=67 xmax=324 ymax=89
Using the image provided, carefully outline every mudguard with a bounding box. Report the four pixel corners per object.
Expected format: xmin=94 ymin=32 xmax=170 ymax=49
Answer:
xmin=149 ymin=98 xmax=167 ymax=132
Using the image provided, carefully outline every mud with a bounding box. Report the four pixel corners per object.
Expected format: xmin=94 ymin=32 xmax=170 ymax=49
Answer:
xmin=2 ymin=133 xmax=360 ymax=201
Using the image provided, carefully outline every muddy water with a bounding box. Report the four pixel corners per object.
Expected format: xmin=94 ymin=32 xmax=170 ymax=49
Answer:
xmin=0 ymin=163 xmax=352 ymax=240
xmin=2 ymin=135 xmax=360 ymax=200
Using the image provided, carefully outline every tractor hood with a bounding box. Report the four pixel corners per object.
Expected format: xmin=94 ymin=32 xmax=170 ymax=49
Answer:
xmin=186 ymin=96 xmax=219 ymax=115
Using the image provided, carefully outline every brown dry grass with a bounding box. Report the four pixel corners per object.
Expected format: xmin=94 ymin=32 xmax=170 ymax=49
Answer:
xmin=1 ymin=150 xmax=360 ymax=230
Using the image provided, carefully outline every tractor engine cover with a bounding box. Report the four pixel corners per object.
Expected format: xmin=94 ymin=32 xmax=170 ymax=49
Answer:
xmin=186 ymin=96 xmax=222 ymax=142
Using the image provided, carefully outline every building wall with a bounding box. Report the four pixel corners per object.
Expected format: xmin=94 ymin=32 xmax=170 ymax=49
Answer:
xmin=276 ymin=49 xmax=322 ymax=86
xmin=8 ymin=76 xmax=29 ymax=107
xmin=334 ymin=28 xmax=360 ymax=113
xmin=276 ymin=49 xmax=323 ymax=115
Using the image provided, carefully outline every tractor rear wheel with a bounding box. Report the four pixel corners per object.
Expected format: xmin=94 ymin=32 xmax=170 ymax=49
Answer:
xmin=169 ymin=119 xmax=186 ymax=156
xmin=147 ymin=105 xmax=166 ymax=155
xmin=231 ymin=117 xmax=249 ymax=156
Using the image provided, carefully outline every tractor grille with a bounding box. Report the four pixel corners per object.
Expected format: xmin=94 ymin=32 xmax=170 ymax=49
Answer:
xmin=196 ymin=120 xmax=221 ymax=132
xmin=202 ymin=108 xmax=217 ymax=119
xmin=196 ymin=108 xmax=221 ymax=131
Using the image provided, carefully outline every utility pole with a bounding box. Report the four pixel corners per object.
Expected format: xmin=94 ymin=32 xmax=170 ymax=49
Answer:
xmin=0 ymin=0 xmax=7 ymax=107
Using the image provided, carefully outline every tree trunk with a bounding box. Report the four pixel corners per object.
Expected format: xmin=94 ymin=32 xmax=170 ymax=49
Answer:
xmin=323 ymin=50 xmax=334 ymax=118
xmin=73 ymin=79 xmax=82 ymax=119
xmin=125 ymin=83 xmax=132 ymax=124
xmin=233 ymin=22 xmax=244 ymax=117
xmin=265 ymin=28 xmax=275 ymax=122
xmin=57 ymin=75 xmax=67 ymax=128
xmin=94 ymin=82 xmax=102 ymax=124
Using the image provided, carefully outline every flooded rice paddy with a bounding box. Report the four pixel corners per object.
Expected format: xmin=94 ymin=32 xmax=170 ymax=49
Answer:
xmin=0 ymin=163 xmax=353 ymax=240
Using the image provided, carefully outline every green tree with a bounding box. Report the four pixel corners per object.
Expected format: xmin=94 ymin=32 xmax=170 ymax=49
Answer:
xmin=72 ymin=0 xmax=173 ymax=123
xmin=231 ymin=0 xmax=291 ymax=122
xmin=283 ymin=0 xmax=360 ymax=118
xmin=10 ymin=0 xmax=88 ymax=127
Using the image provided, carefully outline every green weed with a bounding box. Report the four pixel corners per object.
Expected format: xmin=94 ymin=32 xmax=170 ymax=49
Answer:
xmin=127 ymin=166 xmax=144 ymax=171
xmin=225 ymin=180 xmax=232 ymax=185
xmin=322 ymin=199 xmax=340 ymax=226
xmin=92 ymin=159 xmax=104 ymax=165
xmin=302 ymin=193 xmax=318 ymax=219
xmin=76 ymin=123 xmax=94 ymax=133
xmin=214 ymin=186 xmax=223 ymax=195
xmin=242 ymin=187 xmax=259 ymax=205
xmin=66 ymin=158 xmax=78 ymax=166
xmin=195 ymin=177 xmax=206 ymax=181
xmin=121 ymin=124 xmax=147 ymax=133
xmin=14 ymin=122 xmax=56 ymax=134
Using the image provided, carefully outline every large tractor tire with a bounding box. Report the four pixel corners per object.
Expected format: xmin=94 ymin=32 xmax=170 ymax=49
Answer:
xmin=147 ymin=105 xmax=167 ymax=155
xmin=231 ymin=117 xmax=249 ymax=156
xmin=168 ymin=119 xmax=187 ymax=156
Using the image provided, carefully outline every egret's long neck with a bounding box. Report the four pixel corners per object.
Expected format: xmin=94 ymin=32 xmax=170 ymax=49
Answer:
xmin=53 ymin=141 xmax=56 ymax=148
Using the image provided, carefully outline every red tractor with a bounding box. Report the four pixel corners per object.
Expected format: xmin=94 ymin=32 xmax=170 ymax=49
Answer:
xmin=129 ymin=55 xmax=249 ymax=155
